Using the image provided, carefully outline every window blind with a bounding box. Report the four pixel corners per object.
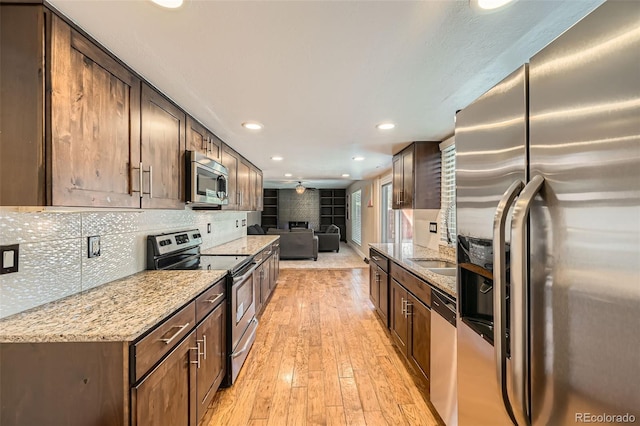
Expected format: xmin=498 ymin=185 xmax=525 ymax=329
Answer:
xmin=352 ymin=189 xmax=362 ymax=245
xmin=440 ymin=143 xmax=456 ymax=245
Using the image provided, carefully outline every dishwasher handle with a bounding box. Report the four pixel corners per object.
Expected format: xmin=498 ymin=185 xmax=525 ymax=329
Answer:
xmin=432 ymin=289 xmax=456 ymax=327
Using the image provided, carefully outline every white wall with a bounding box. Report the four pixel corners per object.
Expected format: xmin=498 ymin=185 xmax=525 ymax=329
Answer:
xmin=0 ymin=208 xmax=247 ymax=319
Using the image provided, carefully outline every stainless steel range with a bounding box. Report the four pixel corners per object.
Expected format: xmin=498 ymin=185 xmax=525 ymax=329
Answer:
xmin=147 ymin=229 xmax=259 ymax=386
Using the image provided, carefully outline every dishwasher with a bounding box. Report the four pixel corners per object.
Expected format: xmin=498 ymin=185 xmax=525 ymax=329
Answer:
xmin=430 ymin=288 xmax=458 ymax=425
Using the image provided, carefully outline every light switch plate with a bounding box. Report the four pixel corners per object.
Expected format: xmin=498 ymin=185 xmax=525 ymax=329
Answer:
xmin=88 ymin=236 xmax=101 ymax=258
xmin=429 ymin=222 xmax=438 ymax=233
xmin=0 ymin=244 xmax=19 ymax=274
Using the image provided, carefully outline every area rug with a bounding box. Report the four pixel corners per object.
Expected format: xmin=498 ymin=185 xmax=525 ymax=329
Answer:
xmin=279 ymin=242 xmax=367 ymax=269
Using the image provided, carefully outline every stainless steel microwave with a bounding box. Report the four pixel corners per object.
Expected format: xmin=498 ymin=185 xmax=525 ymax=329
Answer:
xmin=185 ymin=150 xmax=229 ymax=207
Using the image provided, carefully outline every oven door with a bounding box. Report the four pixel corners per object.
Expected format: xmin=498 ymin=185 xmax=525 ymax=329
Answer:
xmin=230 ymin=262 xmax=258 ymax=350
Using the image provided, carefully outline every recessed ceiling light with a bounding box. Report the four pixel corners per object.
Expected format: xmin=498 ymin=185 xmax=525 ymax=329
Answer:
xmin=271 ymin=156 xmax=284 ymax=161
xmin=475 ymin=0 xmax=514 ymax=10
xmin=242 ymin=122 xmax=263 ymax=130
xmin=284 ymin=173 xmax=293 ymax=177
xmin=353 ymin=156 xmax=365 ymax=161
xmin=342 ymin=174 xmax=350 ymax=177
xmin=376 ymin=122 xmax=395 ymax=130
xmin=150 ymin=0 xmax=183 ymax=8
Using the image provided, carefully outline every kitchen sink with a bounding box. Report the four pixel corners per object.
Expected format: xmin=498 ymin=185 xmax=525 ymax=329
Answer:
xmin=427 ymin=267 xmax=457 ymax=277
xmin=408 ymin=258 xmax=456 ymax=269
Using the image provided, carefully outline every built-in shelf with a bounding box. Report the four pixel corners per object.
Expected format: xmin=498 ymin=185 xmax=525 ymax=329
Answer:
xmin=261 ymin=189 xmax=278 ymax=230
xmin=319 ymin=189 xmax=346 ymax=241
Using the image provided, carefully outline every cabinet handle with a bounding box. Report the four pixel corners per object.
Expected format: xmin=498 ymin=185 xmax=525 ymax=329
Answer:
xmin=190 ymin=342 xmax=201 ymax=368
xmin=138 ymin=164 xmax=152 ymax=198
xmin=159 ymin=322 xmax=190 ymax=345
xmin=371 ymin=256 xmax=380 ymax=262
xmin=405 ymin=301 xmax=413 ymax=318
xmin=399 ymin=189 xmax=404 ymax=205
xmin=401 ymin=297 xmax=406 ymax=316
xmin=204 ymin=293 xmax=224 ymax=305
xmin=202 ymin=136 xmax=208 ymax=152
xmin=131 ymin=162 xmax=144 ymax=196
xmin=147 ymin=165 xmax=153 ymax=198
xmin=197 ymin=334 xmax=207 ymax=360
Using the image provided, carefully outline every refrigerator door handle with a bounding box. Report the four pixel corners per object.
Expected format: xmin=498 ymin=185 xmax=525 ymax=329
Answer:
xmin=510 ymin=174 xmax=545 ymax=426
xmin=492 ymin=180 xmax=523 ymax=424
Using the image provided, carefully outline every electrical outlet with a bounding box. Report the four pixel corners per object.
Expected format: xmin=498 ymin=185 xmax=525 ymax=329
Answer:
xmin=429 ymin=222 xmax=438 ymax=233
xmin=207 ymin=223 xmax=211 ymax=233
xmin=0 ymin=244 xmax=19 ymax=274
xmin=88 ymin=236 xmax=101 ymax=258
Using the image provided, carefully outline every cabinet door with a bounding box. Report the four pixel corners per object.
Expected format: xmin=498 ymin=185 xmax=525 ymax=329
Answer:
xmin=141 ymin=83 xmax=186 ymax=209
xmin=407 ymin=293 xmax=431 ymax=388
xmin=238 ymin=160 xmax=252 ymax=210
xmin=369 ymin=263 xmax=379 ymax=309
xmin=401 ymin=147 xmax=414 ymax=208
xmin=186 ymin=116 xmax=222 ymax=161
xmin=390 ymin=279 xmax=408 ymax=353
xmin=256 ymin=169 xmax=264 ymax=211
xmin=253 ymin=265 xmax=263 ymax=314
xmin=221 ymin=144 xmax=239 ymax=210
xmin=378 ymin=268 xmax=389 ymax=326
xmin=50 ymin=14 xmax=141 ymax=208
xmin=392 ymin=154 xmax=403 ymax=209
xmin=261 ymin=257 xmax=272 ymax=303
xmin=132 ymin=331 xmax=197 ymax=426
xmin=196 ymin=302 xmax=226 ymax=421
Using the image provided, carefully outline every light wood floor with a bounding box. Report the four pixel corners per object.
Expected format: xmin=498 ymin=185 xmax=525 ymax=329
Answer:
xmin=201 ymin=269 xmax=443 ymax=426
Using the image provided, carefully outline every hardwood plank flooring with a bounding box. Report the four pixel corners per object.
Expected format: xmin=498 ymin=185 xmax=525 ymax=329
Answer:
xmin=201 ymin=269 xmax=443 ymax=426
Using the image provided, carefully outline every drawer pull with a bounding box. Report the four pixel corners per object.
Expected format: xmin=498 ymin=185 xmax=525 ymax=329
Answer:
xmin=159 ymin=322 xmax=190 ymax=345
xmin=204 ymin=293 xmax=224 ymax=305
xmin=371 ymin=256 xmax=380 ymax=262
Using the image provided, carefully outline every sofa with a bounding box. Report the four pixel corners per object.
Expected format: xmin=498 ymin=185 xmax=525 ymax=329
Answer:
xmin=267 ymin=228 xmax=318 ymax=260
xmin=316 ymin=224 xmax=340 ymax=252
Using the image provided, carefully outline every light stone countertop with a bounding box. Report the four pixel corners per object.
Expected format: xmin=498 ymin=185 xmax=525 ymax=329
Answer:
xmin=202 ymin=235 xmax=279 ymax=255
xmin=0 ymin=270 xmax=227 ymax=343
xmin=0 ymin=236 xmax=279 ymax=344
xmin=369 ymin=243 xmax=457 ymax=299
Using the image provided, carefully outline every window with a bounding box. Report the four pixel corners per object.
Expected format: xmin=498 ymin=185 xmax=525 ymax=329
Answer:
xmin=440 ymin=139 xmax=456 ymax=246
xmin=381 ymin=183 xmax=394 ymax=243
xmin=351 ymin=189 xmax=362 ymax=245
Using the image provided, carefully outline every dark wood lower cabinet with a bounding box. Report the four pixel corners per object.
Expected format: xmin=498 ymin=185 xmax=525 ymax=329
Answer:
xmin=132 ymin=331 xmax=197 ymax=426
xmin=390 ymin=278 xmax=409 ymax=353
xmin=389 ymin=276 xmax=432 ymax=391
xmin=196 ymin=302 xmax=226 ymax=419
xmin=407 ymin=293 xmax=431 ymax=387
xmin=369 ymin=263 xmax=389 ymax=326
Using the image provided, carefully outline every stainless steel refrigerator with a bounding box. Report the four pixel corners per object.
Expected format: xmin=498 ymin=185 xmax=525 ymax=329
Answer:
xmin=455 ymin=1 xmax=640 ymax=425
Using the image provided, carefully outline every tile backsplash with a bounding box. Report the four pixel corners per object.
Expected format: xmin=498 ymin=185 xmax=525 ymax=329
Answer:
xmin=0 ymin=209 xmax=247 ymax=319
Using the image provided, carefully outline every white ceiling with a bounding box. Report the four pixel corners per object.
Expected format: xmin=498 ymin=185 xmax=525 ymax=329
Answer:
xmin=48 ymin=0 xmax=603 ymax=189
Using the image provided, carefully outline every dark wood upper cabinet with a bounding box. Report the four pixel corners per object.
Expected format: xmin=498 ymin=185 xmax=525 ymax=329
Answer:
xmin=392 ymin=142 xmax=441 ymax=209
xmin=255 ymin=168 xmax=264 ymax=212
xmin=221 ymin=143 xmax=240 ymax=210
xmin=140 ymin=83 xmax=186 ymax=209
xmin=187 ymin=115 xmax=221 ymax=162
xmin=238 ymin=159 xmax=252 ymax=211
xmin=1 ymin=7 xmax=143 ymax=208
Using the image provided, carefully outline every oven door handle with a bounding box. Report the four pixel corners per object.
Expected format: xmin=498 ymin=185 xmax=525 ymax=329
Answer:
xmin=233 ymin=263 xmax=258 ymax=284
xmin=231 ymin=318 xmax=259 ymax=358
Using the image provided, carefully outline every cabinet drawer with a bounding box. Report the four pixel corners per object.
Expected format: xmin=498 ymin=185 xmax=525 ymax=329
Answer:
xmin=133 ymin=301 xmax=196 ymax=381
xmin=390 ymin=262 xmax=431 ymax=307
xmin=369 ymin=249 xmax=389 ymax=272
xmin=195 ymin=277 xmax=226 ymax=324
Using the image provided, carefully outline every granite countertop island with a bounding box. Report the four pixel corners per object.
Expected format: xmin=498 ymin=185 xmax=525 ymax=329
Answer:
xmin=369 ymin=243 xmax=457 ymax=299
xmin=0 ymin=236 xmax=280 ymax=344
xmin=201 ymin=235 xmax=278 ymax=255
